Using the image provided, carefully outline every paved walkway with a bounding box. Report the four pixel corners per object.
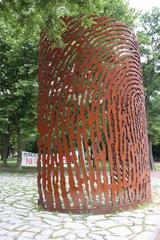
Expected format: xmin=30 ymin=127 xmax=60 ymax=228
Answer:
xmin=0 ymin=172 xmax=160 ymax=240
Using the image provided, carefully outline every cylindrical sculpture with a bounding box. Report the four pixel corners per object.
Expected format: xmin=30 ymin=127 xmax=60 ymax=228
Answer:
xmin=37 ymin=16 xmax=151 ymax=213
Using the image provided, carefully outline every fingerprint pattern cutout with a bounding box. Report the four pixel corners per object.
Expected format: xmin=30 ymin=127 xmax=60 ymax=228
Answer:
xmin=37 ymin=17 xmax=151 ymax=213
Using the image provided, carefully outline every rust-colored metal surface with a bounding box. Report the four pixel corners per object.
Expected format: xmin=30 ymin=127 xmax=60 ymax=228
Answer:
xmin=37 ymin=16 xmax=151 ymax=213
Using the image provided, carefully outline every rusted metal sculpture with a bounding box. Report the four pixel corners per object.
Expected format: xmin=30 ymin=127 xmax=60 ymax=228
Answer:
xmin=37 ymin=16 xmax=151 ymax=213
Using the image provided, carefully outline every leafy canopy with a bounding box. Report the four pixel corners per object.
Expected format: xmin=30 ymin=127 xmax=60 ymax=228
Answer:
xmin=0 ymin=0 xmax=137 ymax=47
xmin=0 ymin=0 xmax=138 ymax=161
xmin=137 ymin=7 xmax=160 ymax=144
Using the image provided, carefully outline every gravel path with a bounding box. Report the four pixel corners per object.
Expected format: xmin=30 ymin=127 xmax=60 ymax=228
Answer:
xmin=0 ymin=172 xmax=160 ymax=240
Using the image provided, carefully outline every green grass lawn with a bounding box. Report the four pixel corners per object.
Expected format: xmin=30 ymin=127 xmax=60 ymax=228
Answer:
xmin=1 ymin=159 xmax=160 ymax=173
xmin=155 ymin=162 xmax=160 ymax=171
xmin=0 ymin=159 xmax=37 ymax=173
xmin=3 ymin=159 xmax=17 ymax=167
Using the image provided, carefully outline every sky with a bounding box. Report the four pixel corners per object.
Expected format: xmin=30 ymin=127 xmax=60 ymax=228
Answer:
xmin=128 ymin=0 xmax=160 ymax=11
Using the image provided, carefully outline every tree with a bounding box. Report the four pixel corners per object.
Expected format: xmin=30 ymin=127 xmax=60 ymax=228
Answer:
xmin=0 ymin=0 xmax=137 ymax=168
xmin=0 ymin=38 xmax=11 ymax=164
xmin=0 ymin=0 xmax=137 ymax=46
xmin=0 ymin=17 xmax=38 ymax=168
xmin=137 ymin=7 xmax=160 ymax=169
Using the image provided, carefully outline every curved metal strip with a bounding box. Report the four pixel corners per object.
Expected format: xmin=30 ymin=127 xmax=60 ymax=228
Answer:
xmin=37 ymin=16 xmax=151 ymax=213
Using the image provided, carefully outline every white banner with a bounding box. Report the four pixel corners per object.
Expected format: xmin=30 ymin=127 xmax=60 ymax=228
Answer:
xmin=21 ymin=151 xmax=38 ymax=167
xmin=21 ymin=151 xmax=79 ymax=167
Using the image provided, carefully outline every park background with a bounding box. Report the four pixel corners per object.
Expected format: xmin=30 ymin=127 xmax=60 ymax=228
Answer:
xmin=0 ymin=0 xmax=160 ymax=171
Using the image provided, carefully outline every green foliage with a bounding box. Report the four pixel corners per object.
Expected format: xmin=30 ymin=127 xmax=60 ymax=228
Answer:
xmin=101 ymin=0 xmax=138 ymax=26
xmin=0 ymin=0 xmax=138 ymax=163
xmin=0 ymin=17 xmax=38 ymax=162
xmin=148 ymin=93 xmax=160 ymax=144
xmin=24 ymin=132 xmax=38 ymax=153
xmin=0 ymin=0 xmax=137 ymax=47
xmin=138 ymin=7 xmax=160 ymax=144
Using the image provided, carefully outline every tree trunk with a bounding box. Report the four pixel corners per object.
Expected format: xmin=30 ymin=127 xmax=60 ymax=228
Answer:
xmin=149 ymin=139 xmax=155 ymax=171
xmin=17 ymin=129 xmax=23 ymax=170
xmin=2 ymin=134 xmax=9 ymax=165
